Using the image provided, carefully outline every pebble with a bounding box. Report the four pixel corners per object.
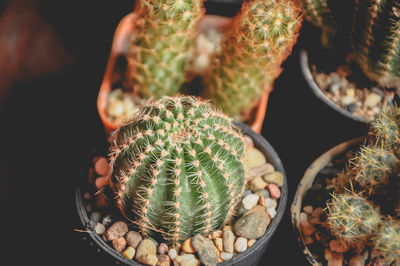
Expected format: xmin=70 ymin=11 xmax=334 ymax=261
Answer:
xmin=329 ymin=239 xmax=349 ymax=253
xmin=90 ymin=211 xmax=102 ymax=224
xmin=266 ymin=207 xmax=277 ymax=218
xmin=220 ymin=252 xmax=233 ymax=261
xmin=347 ymin=103 xmax=357 ymax=113
xmin=104 ymin=221 xmax=128 ymax=241
xmin=234 ymin=206 xmax=270 ymax=239
xmin=182 ymin=238 xmax=195 ymax=254
xmin=247 ymin=163 xmax=275 ymax=177
xmin=255 ymin=189 xmax=270 ymax=199
xmin=349 ymin=253 xmax=364 ymax=266
xmin=302 ymin=205 xmax=313 ymax=214
xmin=249 ymin=176 xmax=267 ymax=192
xmin=174 ymin=253 xmax=200 ymax=266
xmin=192 ymin=234 xmax=219 ymax=266
xmin=168 ymin=248 xmax=177 ymax=260
xmin=325 ymin=249 xmax=344 ymax=266
xmin=223 ymin=229 xmax=235 ymax=253
xmin=94 ymin=223 xmax=106 ymax=235
xmin=264 ymin=198 xmax=277 ymax=209
xmin=121 ymin=246 xmax=136 ymax=259
xmin=112 ymin=237 xmax=127 ymax=253
xmin=263 ymin=171 xmax=284 ymax=187
xmin=245 ymin=148 xmax=266 ymax=168
xmin=95 ymin=176 xmax=109 ymax=189
xmin=247 ymin=239 xmax=256 ymax=248
xmin=364 ymin=93 xmax=382 ymax=107
xmin=157 ymin=243 xmax=168 ymax=255
xmin=304 ymin=236 xmax=313 ymax=245
xmin=266 ymin=183 xmax=281 ymax=199
xmin=244 ymin=136 xmax=254 ymax=148
xmin=214 ymin=238 xmax=223 ymax=252
xmin=126 ymin=231 xmax=143 ymax=249
xmin=102 ymin=214 xmax=114 ymax=228
xmin=242 ymin=194 xmax=259 ymax=210
xmin=157 ymin=254 xmax=170 ymax=266
xmin=136 ymin=239 xmax=158 ymax=265
xmin=94 ymin=157 xmax=109 ymax=176
xmin=234 ymin=237 xmax=248 ymax=253
xmin=300 ymin=212 xmax=316 ymax=236
xmin=210 ymin=230 xmax=223 ymax=239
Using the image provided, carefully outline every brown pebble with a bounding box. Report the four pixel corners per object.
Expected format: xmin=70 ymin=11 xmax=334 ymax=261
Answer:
xmin=104 ymin=221 xmax=128 ymax=241
xmin=182 ymin=238 xmax=195 ymax=253
xmin=249 ymin=176 xmax=267 ymax=192
xmin=126 ymin=231 xmax=143 ymax=249
xmin=157 ymin=243 xmax=168 ymax=255
xmin=329 ymin=239 xmax=349 ymax=253
xmin=112 ymin=237 xmax=127 ymax=253
xmin=94 ymin=157 xmax=109 ymax=176
xmin=157 ymin=254 xmax=170 ymax=266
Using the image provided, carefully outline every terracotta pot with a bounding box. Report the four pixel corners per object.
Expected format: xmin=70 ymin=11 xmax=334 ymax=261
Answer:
xmin=97 ymin=12 xmax=270 ymax=136
xmin=290 ymin=136 xmax=365 ymax=265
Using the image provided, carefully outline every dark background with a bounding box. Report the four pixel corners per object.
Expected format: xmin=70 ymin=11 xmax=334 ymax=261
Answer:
xmin=0 ymin=0 xmax=368 ymax=265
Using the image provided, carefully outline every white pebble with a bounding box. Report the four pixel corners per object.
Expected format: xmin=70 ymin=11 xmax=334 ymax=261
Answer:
xmin=234 ymin=237 xmax=248 ymax=253
xmin=303 ymin=205 xmax=313 ymax=214
xmin=264 ymin=198 xmax=277 ymax=209
xmin=242 ymin=194 xmax=259 ymax=210
xmin=220 ymin=252 xmax=233 ymax=261
xmin=95 ymin=223 xmax=106 ymax=234
xmin=168 ymin=248 xmax=177 ymax=260
xmin=267 ymin=207 xmax=277 ymax=218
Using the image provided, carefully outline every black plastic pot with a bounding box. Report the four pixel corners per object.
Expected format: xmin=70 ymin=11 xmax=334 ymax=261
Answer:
xmin=75 ymin=121 xmax=288 ymax=266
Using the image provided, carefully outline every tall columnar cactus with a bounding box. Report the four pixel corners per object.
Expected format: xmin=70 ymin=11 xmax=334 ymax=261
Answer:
xmin=351 ymin=0 xmax=400 ymax=90
xmin=108 ymin=96 xmax=246 ymax=244
xmin=325 ymin=193 xmax=381 ymax=245
xmin=372 ymin=216 xmax=400 ymax=265
xmin=127 ymin=0 xmax=204 ymax=99
xmin=295 ymin=0 xmax=336 ymax=49
xmin=204 ymin=0 xmax=302 ymax=120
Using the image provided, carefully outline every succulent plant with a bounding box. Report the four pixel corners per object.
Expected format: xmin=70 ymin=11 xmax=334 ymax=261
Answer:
xmin=127 ymin=0 xmax=204 ymax=99
xmin=325 ymin=192 xmax=381 ymax=245
xmin=351 ymin=0 xmax=400 ymax=90
xmin=372 ymin=216 xmax=400 ymax=265
xmin=295 ymin=0 xmax=336 ymax=49
xmin=108 ymin=96 xmax=246 ymax=244
xmin=204 ymin=0 xmax=302 ymax=120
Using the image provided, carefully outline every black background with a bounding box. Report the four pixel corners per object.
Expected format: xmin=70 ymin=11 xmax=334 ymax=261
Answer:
xmin=0 ymin=0 xmax=368 ymax=265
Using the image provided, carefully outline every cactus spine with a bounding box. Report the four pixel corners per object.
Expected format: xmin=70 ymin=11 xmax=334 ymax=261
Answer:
xmin=204 ymin=0 xmax=302 ymax=120
xmin=372 ymin=216 xmax=400 ymax=265
xmin=127 ymin=0 xmax=204 ymax=99
xmin=109 ymin=96 xmax=246 ymax=244
xmin=351 ymin=0 xmax=400 ymax=90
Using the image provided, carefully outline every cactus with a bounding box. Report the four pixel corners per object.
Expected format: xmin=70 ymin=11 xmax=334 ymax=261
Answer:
xmin=127 ymin=0 xmax=204 ymax=99
xmin=372 ymin=216 xmax=400 ymax=265
xmin=351 ymin=0 xmax=400 ymax=90
xmin=203 ymin=0 xmax=302 ymax=120
xmin=325 ymin=193 xmax=381 ymax=245
xmin=295 ymin=0 xmax=336 ymax=49
xmin=108 ymin=96 xmax=246 ymax=244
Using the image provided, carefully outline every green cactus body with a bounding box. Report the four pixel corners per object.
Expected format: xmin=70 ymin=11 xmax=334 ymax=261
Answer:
xmin=352 ymin=0 xmax=400 ymax=89
xmin=348 ymin=145 xmax=399 ymax=194
xmin=372 ymin=217 xmax=400 ymax=265
xmin=295 ymin=0 xmax=336 ymax=49
xmin=109 ymin=96 xmax=246 ymax=244
xmin=326 ymin=193 xmax=381 ymax=245
xmin=127 ymin=0 xmax=204 ymax=99
xmin=204 ymin=0 xmax=302 ymax=120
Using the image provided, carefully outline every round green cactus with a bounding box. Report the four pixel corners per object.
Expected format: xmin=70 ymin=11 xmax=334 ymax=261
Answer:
xmin=109 ymin=96 xmax=246 ymax=244
xmin=372 ymin=216 xmax=400 ymax=265
xmin=326 ymin=193 xmax=381 ymax=245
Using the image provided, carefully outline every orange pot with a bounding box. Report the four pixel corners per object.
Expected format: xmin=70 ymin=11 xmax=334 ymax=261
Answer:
xmin=97 ymin=13 xmax=270 ymax=136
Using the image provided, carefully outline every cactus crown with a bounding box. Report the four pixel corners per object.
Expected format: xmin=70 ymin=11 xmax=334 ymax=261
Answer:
xmin=372 ymin=216 xmax=400 ymax=265
xmin=369 ymin=107 xmax=400 ymax=154
xmin=204 ymin=0 xmax=302 ymax=119
xmin=127 ymin=0 xmax=204 ymax=99
xmin=326 ymin=193 xmax=381 ymax=245
xmin=109 ymin=96 xmax=246 ymax=244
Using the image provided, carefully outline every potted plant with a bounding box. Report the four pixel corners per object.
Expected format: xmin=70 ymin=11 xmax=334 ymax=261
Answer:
xmin=76 ymin=95 xmax=288 ymax=265
xmin=97 ymin=0 xmax=302 ymax=135
xmin=291 ymin=106 xmax=400 ymax=265
xmin=296 ymin=0 xmax=400 ymax=124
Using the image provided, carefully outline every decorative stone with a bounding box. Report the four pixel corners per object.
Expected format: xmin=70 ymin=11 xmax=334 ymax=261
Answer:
xmin=136 ymin=239 xmax=157 ymax=265
xmin=234 ymin=206 xmax=270 ymax=239
xmin=302 ymin=205 xmax=313 ymax=214
xmin=300 ymin=212 xmax=315 ymax=236
xmin=210 ymin=230 xmax=223 ymax=239
xmin=113 ymin=237 xmax=127 ymax=253
xmin=249 ymin=176 xmax=267 ymax=192
xmin=247 ymin=163 xmax=275 ymax=178
xmin=329 ymin=239 xmax=349 ymax=253
xmin=234 ymin=237 xmax=248 ymax=253
xmin=220 ymin=252 xmax=233 ymax=261
xmin=263 ymin=171 xmax=284 ymax=187
xmin=242 ymin=194 xmax=259 ymax=210
xmin=365 ymin=93 xmax=382 ymax=107
xmin=256 ymin=189 xmax=270 ymax=200
xmin=349 ymin=253 xmax=364 ymax=266
xmin=223 ymin=229 xmax=235 ymax=254
xmin=168 ymin=248 xmax=177 ymax=260
xmin=264 ymin=198 xmax=277 ymax=210
xmin=90 ymin=211 xmax=101 ymax=224
xmin=325 ymin=249 xmax=343 ymax=266
xmin=214 ymin=238 xmax=223 ymax=252
xmin=192 ymin=234 xmax=219 ymax=266
xmin=244 ymin=136 xmax=254 ymax=148
xmin=157 ymin=254 xmax=170 ymax=266
xmin=174 ymin=253 xmax=200 ymax=266
xmin=104 ymin=221 xmax=128 ymax=241
xmin=266 ymin=184 xmax=281 ymax=199
xmin=182 ymin=238 xmax=195 ymax=254
xmin=94 ymin=223 xmax=106 ymax=235
xmin=245 ymin=148 xmax=266 ymax=168
xmin=121 ymin=246 xmax=136 ymax=259
xmin=157 ymin=243 xmax=168 ymax=255
xmin=102 ymin=214 xmax=114 ymax=228
xmin=126 ymin=231 xmax=143 ymax=249
xmin=94 ymin=157 xmax=109 ymax=176
xmin=267 ymin=207 xmax=277 ymax=218
xmin=247 ymin=239 xmax=256 ymax=248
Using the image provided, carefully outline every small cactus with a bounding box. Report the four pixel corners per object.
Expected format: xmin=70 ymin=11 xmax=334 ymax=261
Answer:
xmin=325 ymin=193 xmax=381 ymax=245
xmin=351 ymin=0 xmax=400 ymax=90
xmin=204 ymin=0 xmax=302 ymax=120
xmin=108 ymin=96 xmax=246 ymax=244
xmin=372 ymin=216 xmax=400 ymax=265
xmin=127 ymin=0 xmax=204 ymax=99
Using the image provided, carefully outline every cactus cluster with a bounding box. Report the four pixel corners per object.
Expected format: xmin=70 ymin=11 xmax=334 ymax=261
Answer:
xmin=108 ymin=95 xmax=246 ymax=244
xmin=203 ymin=0 xmax=302 ymax=120
xmin=127 ymin=0 xmax=204 ymax=99
xmin=325 ymin=106 xmax=400 ymax=263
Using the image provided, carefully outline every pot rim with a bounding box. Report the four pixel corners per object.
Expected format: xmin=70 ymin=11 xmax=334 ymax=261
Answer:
xmin=289 ymin=136 xmax=365 ymax=266
xmin=299 ymin=49 xmax=368 ymax=124
xmin=75 ymin=120 xmax=288 ymax=266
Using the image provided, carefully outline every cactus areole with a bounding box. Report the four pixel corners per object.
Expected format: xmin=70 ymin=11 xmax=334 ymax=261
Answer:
xmin=109 ymin=96 xmax=246 ymax=244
